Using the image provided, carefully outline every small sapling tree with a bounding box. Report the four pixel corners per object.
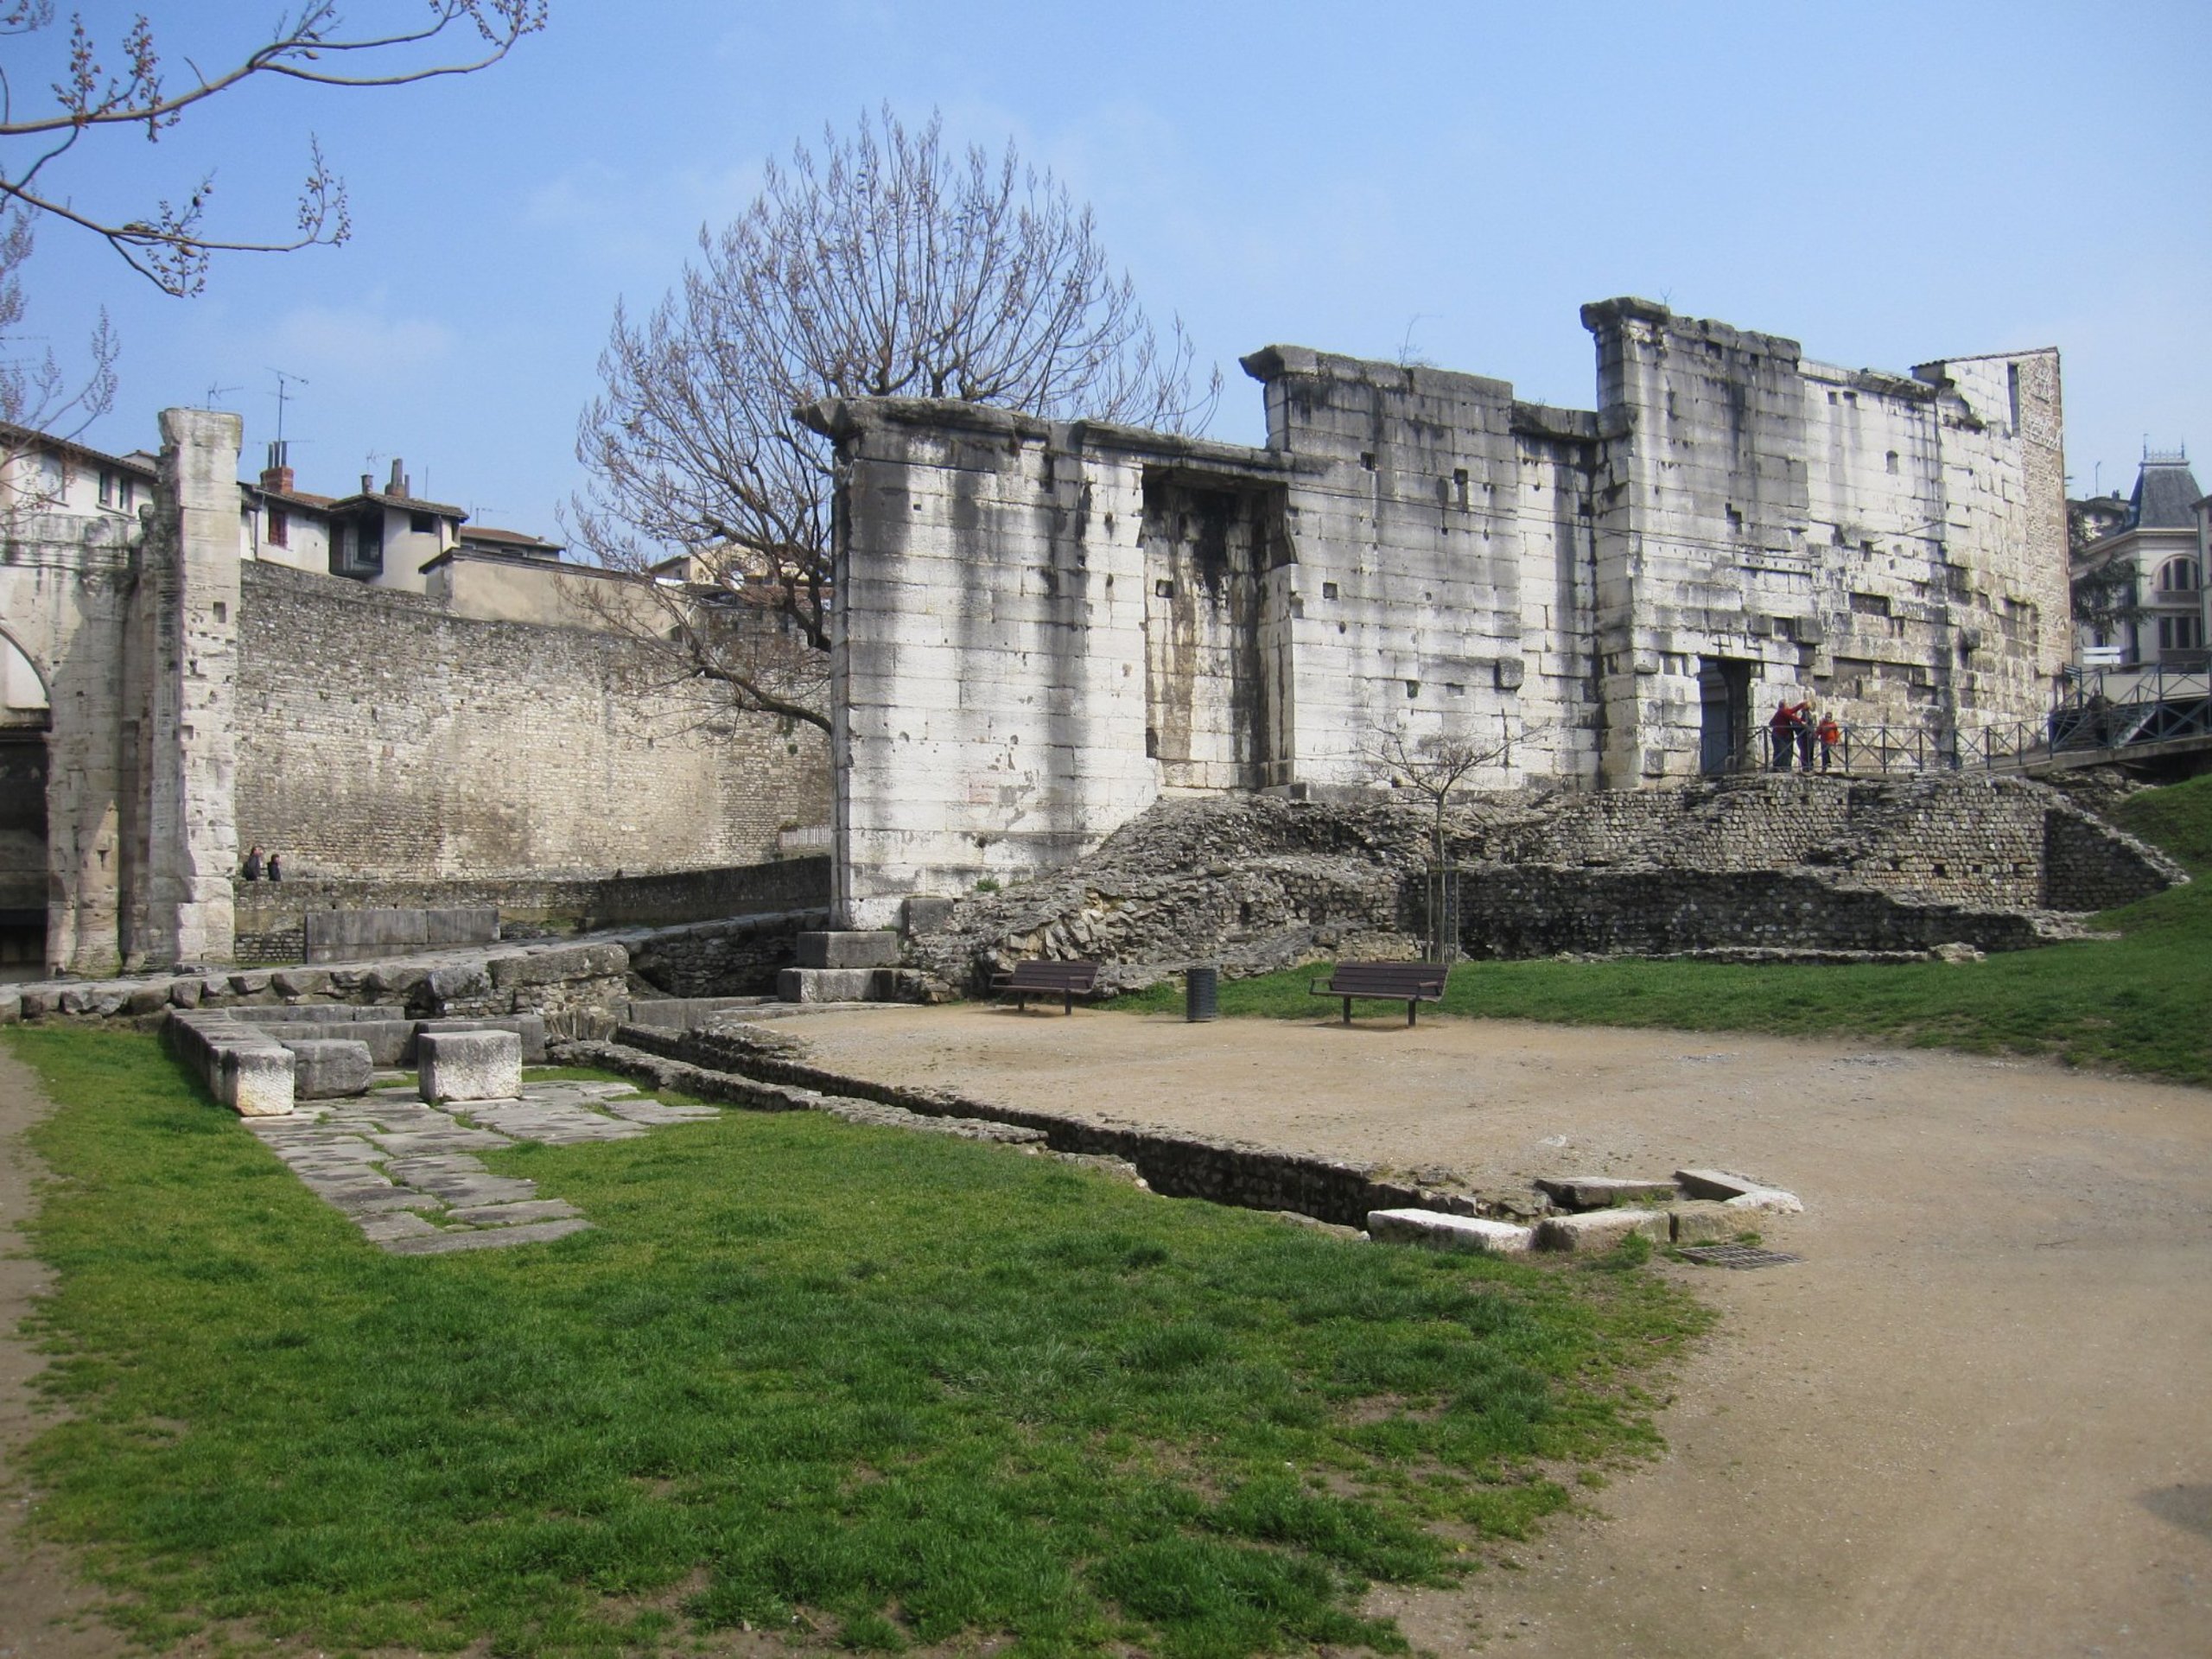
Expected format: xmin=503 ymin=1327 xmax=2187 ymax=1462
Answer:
xmin=1365 ymin=717 xmax=1522 ymax=962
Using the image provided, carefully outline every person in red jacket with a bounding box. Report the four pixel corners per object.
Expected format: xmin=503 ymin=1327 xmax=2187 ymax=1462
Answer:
xmin=1816 ymin=711 xmax=1842 ymax=772
xmin=1768 ymin=699 xmax=1805 ymax=770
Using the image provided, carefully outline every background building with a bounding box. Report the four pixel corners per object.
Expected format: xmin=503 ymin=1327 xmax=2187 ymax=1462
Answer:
xmin=2069 ymin=451 xmax=2205 ymax=668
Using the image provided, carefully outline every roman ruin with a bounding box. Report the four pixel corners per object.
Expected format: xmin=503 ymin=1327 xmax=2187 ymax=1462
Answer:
xmin=811 ymin=297 xmax=2067 ymax=927
xmin=2 ymin=412 xmax=828 ymax=978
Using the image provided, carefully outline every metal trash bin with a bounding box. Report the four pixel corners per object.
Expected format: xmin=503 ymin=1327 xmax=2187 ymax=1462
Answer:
xmin=1185 ymin=964 xmax=1219 ymax=1022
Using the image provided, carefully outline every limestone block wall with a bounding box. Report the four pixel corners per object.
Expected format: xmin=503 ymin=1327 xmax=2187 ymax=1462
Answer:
xmin=232 ymin=563 xmax=828 ymax=885
xmin=817 ymin=302 xmax=2069 ymax=912
xmin=1243 ymin=348 xmax=1592 ymax=790
xmin=230 ymin=856 xmax=830 ymax=963
xmin=811 ymin=398 xmax=1300 ymax=928
xmin=144 ymin=410 xmax=245 ymax=967
xmin=0 ymin=511 xmax=140 ymax=972
xmin=1579 ymin=300 xmax=2064 ymax=787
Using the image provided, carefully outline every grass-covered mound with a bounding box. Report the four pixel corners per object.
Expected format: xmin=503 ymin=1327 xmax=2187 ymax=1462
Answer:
xmin=7 ymin=1030 xmax=1707 ymax=1659
xmin=1112 ymin=772 xmax=2212 ymax=1087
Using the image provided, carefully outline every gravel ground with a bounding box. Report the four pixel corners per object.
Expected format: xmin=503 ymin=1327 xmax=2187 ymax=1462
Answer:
xmin=780 ymin=1004 xmax=2212 ymax=1658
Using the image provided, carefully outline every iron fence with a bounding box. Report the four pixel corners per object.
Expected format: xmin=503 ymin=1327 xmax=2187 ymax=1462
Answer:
xmin=1418 ymin=859 xmax=1463 ymax=964
xmin=1706 ymin=664 xmax=2211 ymax=779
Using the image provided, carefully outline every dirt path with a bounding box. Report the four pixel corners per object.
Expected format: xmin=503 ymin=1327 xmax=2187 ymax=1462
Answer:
xmin=782 ymin=1006 xmax=2212 ymax=1657
xmin=0 ymin=1043 xmax=120 ymax=1658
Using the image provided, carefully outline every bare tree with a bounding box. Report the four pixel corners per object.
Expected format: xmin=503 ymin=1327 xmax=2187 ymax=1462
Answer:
xmin=0 ymin=3 xmax=544 ymax=512
xmin=0 ymin=2 xmax=546 ymax=296
xmin=0 ymin=209 xmax=113 ymax=431
xmin=571 ymin=105 xmax=1218 ymax=733
xmin=1365 ymin=719 xmax=1523 ymax=962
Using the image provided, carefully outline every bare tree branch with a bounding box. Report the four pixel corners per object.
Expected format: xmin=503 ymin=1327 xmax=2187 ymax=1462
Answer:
xmin=0 ymin=207 xmax=116 ymax=519
xmin=0 ymin=2 xmax=546 ymax=296
xmin=572 ymin=105 xmax=1221 ymax=728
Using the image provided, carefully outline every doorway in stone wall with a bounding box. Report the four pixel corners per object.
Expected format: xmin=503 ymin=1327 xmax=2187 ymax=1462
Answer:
xmin=0 ymin=734 xmax=46 ymax=979
xmin=1699 ymin=658 xmax=1752 ymax=775
xmin=1139 ymin=474 xmax=1291 ymax=791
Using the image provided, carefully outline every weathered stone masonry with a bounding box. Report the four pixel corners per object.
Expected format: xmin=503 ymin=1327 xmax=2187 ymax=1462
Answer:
xmin=233 ymin=563 xmax=826 ymax=884
xmin=7 ymin=414 xmax=829 ymax=976
xmin=813 ymin=300 xmax=2067 ymax=927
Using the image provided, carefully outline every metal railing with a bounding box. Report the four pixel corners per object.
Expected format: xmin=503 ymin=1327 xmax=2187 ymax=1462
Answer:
xmin=1705 ymin=664 xmax=2212 ymax=779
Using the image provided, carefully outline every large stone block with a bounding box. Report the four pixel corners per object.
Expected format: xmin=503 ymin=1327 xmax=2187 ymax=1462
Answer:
xmin=221 ymin=1043 xmax=296 ymax=1117
xmin=280 ymin=1038 xmax=374 ymax=1099
xmin=1725 ymin=1186 xmax=1804 ymax=1216
xmin=1534 ymin=1208 xmax=1669 ymax=1253
xmin=777 ymin=967 xmax=889 ymax=1003
xmin=1535 ymin=1175 xmax=1678 ymax=1211
xmin=1669 ymin=1200 xmax=1751 ymax=1244
xmin=417 ymin=1029 xmax=522 ymax=1103
xmin=412 ymin=1014 xmax=548 ymax=1065
xmin=796 ymin=930 xmax=902 ymax=969
xmin=1367 ymin=1209 xmax=1533 ymax=1255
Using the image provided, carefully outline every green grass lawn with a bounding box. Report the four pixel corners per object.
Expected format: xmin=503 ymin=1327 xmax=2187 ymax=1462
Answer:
xmin=1112 ymin=773 xmax=2212 ymax=1089
xmin=6 ymin=1031 xmax=1707 ymax=1659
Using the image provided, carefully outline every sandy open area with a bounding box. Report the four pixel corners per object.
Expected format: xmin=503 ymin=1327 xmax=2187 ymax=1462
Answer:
xmin=779 ymin=1004 xmax=2212 ymax=1657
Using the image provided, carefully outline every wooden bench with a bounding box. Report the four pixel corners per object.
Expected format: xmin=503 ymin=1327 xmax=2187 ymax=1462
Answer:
xmin=992 ymin=959 xmax=1101 ymax=1014
xmin=1308 ymin=961 xmax=1450 ymax=1027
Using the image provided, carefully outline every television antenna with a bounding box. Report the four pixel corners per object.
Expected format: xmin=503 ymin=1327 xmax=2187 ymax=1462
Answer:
xmin=267 ymin=368 xmax=309 ymax=443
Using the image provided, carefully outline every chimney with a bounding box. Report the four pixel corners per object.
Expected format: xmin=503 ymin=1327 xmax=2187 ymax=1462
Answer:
xmin=258 ymin=439 xmax=294 ymax=495
xmin=360 ymin=473 xmax=374 ymax=495
xmin=387 ymin=457 xmax=409 ymax=498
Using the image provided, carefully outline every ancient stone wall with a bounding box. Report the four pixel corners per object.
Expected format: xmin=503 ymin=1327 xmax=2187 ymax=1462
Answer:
xmin=2041 ymin=812 xmax=2175 ymax=911
xmin=1467 ymin=773 xmax=2175 ymax=912
xmin=900 ymin=775 xmax=2181 ymax=988
xmin=808 ymin=398 xmax=1304 ymax=929
xmin=1242 ymin=349 xmax=1593 ymax=788
xmin=0 ymin=509 xmax=140 ymax=973
xmin=231 ymin=856 xmax=830 ymax=963
xmin=625 ymin=909 xmax=824 ymax=998
xmin=820 ymin=302 xmax=2070 ymax=912
xmin=1581 ymin=301 xmax=2065 ymax=788
xmin=3 ymin=910 xmax=824 ymax=1028
xmin=233 ymin=562 xmax=829 ymax=883
xmin=1458 ymin=868 xmax=2051 ymax=959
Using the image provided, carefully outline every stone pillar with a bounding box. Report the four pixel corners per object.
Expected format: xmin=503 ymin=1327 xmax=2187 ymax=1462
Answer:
xmin=142 ymin=409 xmax=243 ymax=968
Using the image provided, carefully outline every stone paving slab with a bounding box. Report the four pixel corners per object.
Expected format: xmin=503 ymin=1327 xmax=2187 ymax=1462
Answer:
xmin=453 ymin=1096 xmax=649 ymax=1146
xmin=444 ymin=1198 xmax=582 ymax=1227
xmin=602 ymin=1096 xmax=720 ymax=1126
xmin=244 ymin=1076 xmax=715 ymax=1254
xmin=383 ymin=1218 xmax=595 ymax=1255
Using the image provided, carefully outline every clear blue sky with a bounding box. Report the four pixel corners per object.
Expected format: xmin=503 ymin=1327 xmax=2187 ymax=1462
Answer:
xmin=21 ymin=0 xmax=2209 ymax=536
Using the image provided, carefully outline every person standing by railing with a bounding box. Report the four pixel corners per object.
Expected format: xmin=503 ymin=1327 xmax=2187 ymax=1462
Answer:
xmin=1816 ymin=711 xmax=1841 ymax=772
xmin=1769 ymin=699 xmax=1804 ymax=770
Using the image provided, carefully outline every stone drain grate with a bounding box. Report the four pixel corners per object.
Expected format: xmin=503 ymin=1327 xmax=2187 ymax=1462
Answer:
xmin=1675 ymin=1243 xmax=1803 ymax=1269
